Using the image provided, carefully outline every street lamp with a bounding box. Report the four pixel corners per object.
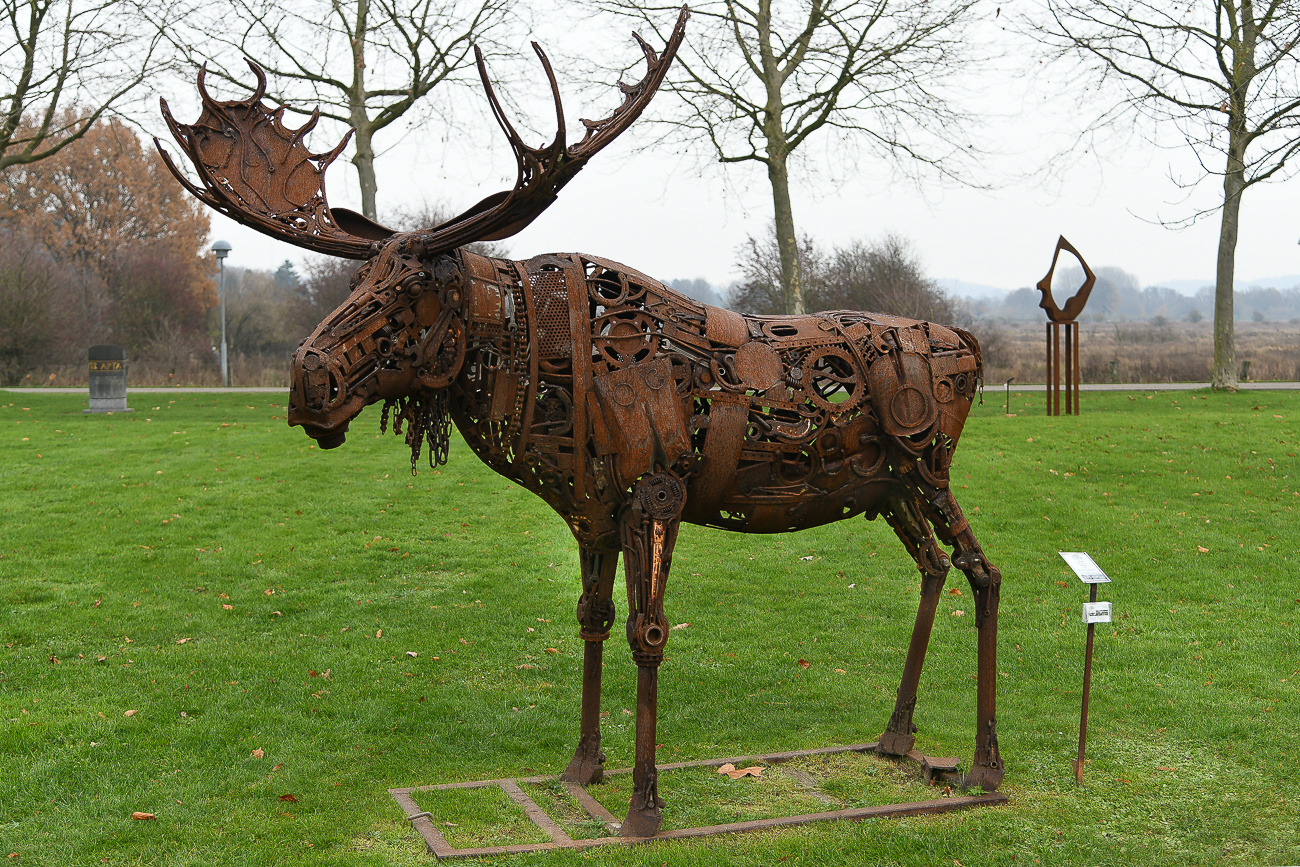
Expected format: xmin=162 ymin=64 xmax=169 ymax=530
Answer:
xmin=212 ymin=240 xmax=232 ymax=387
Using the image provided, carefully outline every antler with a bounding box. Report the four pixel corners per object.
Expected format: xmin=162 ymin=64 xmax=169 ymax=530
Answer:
xmin=157 ymin=5 xmax=687 ymax=261
xmin=156 ymin=61 xmax=393 ymax=260
xmin=405 ymin=5 xmax=689 ymax=257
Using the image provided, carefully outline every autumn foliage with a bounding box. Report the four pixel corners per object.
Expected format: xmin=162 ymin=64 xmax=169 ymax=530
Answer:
xmin=0 ymin=116 xmax=212 ymax=383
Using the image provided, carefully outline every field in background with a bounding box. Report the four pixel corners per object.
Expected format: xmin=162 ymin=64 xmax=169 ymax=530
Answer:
xmin=12 ymin=320 xmax=1300 ymax=390
xmin=1 ymin=390 xmax=1297 ymax=865
xmin=975 ymin=320 xmax=1300 ymax=386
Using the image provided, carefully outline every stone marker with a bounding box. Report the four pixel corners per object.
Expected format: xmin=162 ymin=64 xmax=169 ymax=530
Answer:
xmin=84 ymin=345 xmax=133 ymax=413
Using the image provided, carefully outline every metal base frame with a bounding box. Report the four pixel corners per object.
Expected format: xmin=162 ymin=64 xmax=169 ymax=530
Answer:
xmin=389 ymin=743 xmax=1009 ymax=860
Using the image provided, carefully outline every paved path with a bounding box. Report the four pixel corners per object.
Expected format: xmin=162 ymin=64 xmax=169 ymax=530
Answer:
xmin=993 ymin=381 xmax=1300 ymax=391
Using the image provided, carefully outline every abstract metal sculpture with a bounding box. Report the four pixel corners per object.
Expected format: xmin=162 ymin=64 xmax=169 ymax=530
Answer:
xmin=159 ymin=8 xmax=1004 ymax=838
xmin=1036 ymin=236 xmax=1096 ymax=416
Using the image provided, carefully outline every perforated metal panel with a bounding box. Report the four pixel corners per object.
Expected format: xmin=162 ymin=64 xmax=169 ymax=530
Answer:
xmin=531 ymin=271 xmax=571 ymax=358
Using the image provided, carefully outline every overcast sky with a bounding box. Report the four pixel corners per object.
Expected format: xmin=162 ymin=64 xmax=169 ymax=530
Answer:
xmin=190 ymin=9 xmax=1300 ymax=297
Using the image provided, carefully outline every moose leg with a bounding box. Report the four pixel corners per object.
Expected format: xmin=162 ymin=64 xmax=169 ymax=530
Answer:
xmin=561 ymin=546 xmax=619 ymax=785
xmin=916 ymin=481 xmax=1005 ymax=791
xmin=619 ymin=472 xmax=685 ymax=838
xmin=878 ymin=496 xmax=951 ymax=757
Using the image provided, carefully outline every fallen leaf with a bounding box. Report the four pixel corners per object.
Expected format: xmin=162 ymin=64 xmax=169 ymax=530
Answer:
xmin=406 ymin=651 xmax=418 ymax=658
xmin=272 ymin=763 xmax=283 ymax=772
xmin=949 ymin=587 xmax=962 ymax=596
xmin=1198 ymin=546 xmax=1209 ymax=553
xmin=123 ymin=709 xmax=138 ymax=717
xmin=459 ymin=638 xmax=468 ymax=645
xmin=834 ymin=668 xmax=846 ymax=674
xmin=797 ymin=659 xmax=810 ymax=669
xmin=952 ymin=610 xmax=966 ymax=617
xmin=251 ymin=748 xmax=264 ymax=758
xmin=375 ymin=629 xmax=382 ymax=638
xmin=279 ymin=794 xmax=299 ymax=802
xmin=545 ymin=647 xmax=559 ymax=654
xmin=717 ymin=763 xmax=764 ymax=779
xmin=176 ymin=638 xmax=191 ymax=645
xmin=131 ymin=812 xmax=156 ymax=820
xmin=670 ymin=622 xmax=690 ymax=630
xmin=222 ymin=604 xmax=233 ymax=610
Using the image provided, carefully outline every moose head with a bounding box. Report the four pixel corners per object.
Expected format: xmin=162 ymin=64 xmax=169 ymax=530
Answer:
xmin=158 ymin=9 xmax=688 ymax=454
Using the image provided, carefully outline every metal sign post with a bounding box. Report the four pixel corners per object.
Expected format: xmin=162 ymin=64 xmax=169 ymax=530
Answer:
xmin=1059 ymin=552 xmax=1112 ymax=785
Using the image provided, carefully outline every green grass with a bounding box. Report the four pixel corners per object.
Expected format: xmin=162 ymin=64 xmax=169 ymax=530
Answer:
xmin=1 ymin=389 xmax=1297 ymax=865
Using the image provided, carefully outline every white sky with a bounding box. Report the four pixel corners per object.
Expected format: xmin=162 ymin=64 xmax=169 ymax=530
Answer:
xmin=193 ymin=12 xmax=1300 ymax=296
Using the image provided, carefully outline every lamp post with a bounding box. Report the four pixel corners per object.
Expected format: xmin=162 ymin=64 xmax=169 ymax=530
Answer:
xmin=212 ymin=240 xmax=232 ymax=387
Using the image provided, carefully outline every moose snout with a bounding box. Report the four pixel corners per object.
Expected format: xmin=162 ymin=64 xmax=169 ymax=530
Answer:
xmin=287 ymin=344 xmax=362 ymax=448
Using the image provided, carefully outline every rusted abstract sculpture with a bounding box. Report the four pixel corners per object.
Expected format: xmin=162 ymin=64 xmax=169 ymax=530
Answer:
xmin=159 ymin=8 xmax=1004 ymax=838
xmin=1036 ymin=236 xmax=1096 ymax=416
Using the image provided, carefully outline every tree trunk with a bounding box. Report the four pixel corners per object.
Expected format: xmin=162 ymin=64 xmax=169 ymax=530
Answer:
xmin=350 ymin=120 xmax=379 ymax=221
xmin=755 ymin=0 xmax=801 ymax=315
xmin=768 ymin=151 xmax=803 ymax=314
xmin=347 ymin=0 xmax=378 ymax=221
xmin=1212 ymin=159 xmax=1242 ymax=390
xmin=1212 ymin=5 xmax=1257 ymax=392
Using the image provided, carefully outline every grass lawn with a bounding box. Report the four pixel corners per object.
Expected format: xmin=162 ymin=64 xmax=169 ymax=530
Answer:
xmin=1 ymin=388 xmax=1297 ymax=866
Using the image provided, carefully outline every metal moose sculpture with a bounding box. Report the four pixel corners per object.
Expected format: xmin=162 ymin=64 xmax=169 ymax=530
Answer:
xmin=159 ymin=8 xmax=1003 ymax=838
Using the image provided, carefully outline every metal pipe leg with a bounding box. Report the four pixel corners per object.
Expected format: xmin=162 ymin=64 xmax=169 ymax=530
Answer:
xmin=618 ymin=472 xmax=684 ymax=838
xmin=902 ymin=469 xmax=1005 ymax=791
xmin=562 ymin=548 xmax=618 ymax=785
xmin=880 ymin=572 xmax=946 ymax=755
xmin=880 ymin=499 xmax=950 ymax=756
xmin=966 ymin=565 xmax=1004 ymax=790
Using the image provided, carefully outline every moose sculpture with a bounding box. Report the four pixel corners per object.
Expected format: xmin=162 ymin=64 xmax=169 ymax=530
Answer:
xmin=159 ymin=8 xmax=1003 ymax=838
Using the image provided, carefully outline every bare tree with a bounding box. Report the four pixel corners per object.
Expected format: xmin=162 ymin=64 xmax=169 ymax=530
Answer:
xmin=1029 ymin=0 xmax=1300 ymax=389
xmin=1 ymin=0 xmax=173 ymax=171
xmin=173 ymin=0 xmax=514 ymax=221
xmin=822 ymin=234 xmax=960 ymax=323
xmin=729 ymin=227 xmax=956 ymax=322
xmin=592 ymin=0 xmax=984 ymax=314
xmin=727 ymin=225 xmax=825 ymax=315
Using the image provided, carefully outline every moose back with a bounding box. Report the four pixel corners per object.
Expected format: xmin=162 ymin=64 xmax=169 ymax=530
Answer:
xmin=159 ymin=8 xmax=1003 ymax=838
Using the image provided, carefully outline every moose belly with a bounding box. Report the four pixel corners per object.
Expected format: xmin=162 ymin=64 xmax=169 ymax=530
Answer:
xmin=681 ymin=401 xmax=901 ymax=534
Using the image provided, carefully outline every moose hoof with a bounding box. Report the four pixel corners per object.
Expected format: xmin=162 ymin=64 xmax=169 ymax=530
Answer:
xmin=963 ymin=761 xmax=1005 ymax=792
xmin=877 ymin=729 xmax=916 ymax=757
xmin=560 ymin=748 xmax=606 ymax=786
xmin=619 ymin=804 xmax=663 ymax=838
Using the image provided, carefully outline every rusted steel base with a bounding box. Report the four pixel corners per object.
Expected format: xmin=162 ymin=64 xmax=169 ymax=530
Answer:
xmin=389 ymin=743 xmax=1008 ymax=860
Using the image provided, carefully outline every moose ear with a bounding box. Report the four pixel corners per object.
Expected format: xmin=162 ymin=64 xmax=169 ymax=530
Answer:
xmin=157 ymin=60 xmax=393 ymax=260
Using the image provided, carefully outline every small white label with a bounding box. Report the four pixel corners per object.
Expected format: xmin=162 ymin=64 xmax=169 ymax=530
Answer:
xmin=1082 ymin=601 xmax=1112 ymax=624
xmin=1059 ymin=552 xmax=1111 ymax=584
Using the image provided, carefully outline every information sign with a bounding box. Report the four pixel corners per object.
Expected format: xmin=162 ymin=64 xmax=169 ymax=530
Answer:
xmin=1081 ymin=601 xmax=1112 ymax=624
xmin=1059 ymin=552 xmax=1111 ymax=584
